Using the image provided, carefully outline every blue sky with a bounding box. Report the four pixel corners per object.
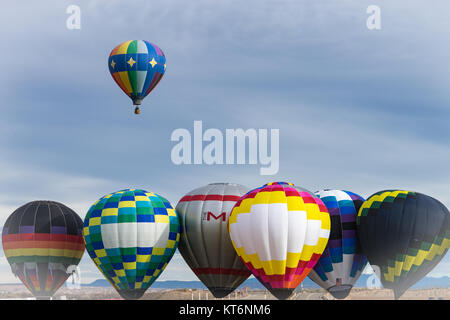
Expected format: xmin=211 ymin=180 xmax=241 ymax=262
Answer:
xmin=0 ymin=1 xmax=449 ymax=284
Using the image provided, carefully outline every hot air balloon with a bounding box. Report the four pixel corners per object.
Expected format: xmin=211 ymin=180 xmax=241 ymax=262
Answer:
xmin=176 ymin=183 xmax=251 ymax=298
xmin=2 ymin=201 xmax=85 ymax=299
xmin=307 ymin=189 xmax=368 ymax=299
xmin=108 ymin=40 xmax=166 ymax=114
xmin=83 ymin=189 xmax=180 ymax=300
xmin=228 ymin=182 xmax=330 ymax=300
xmin=357 ymin=190 xmax=450 ymax=299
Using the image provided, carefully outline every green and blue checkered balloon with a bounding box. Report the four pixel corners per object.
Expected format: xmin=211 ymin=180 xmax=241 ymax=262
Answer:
xmin=83 ymin=189 xmax=180 ymax=300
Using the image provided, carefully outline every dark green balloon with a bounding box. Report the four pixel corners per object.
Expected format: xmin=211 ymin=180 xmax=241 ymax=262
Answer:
xmin=357 ymin=190 xmax=450 ymax=299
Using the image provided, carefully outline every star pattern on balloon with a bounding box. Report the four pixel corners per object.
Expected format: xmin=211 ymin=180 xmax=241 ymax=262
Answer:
xmin=110 ymin=60 xmax=116 ymax=69
xmin=127 ymin=57 xmax=136 ymax=67
xmin=149 ymin=58 xmax=157 ymax=68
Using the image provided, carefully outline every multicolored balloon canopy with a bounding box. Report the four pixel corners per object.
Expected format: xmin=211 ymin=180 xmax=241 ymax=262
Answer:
xmin=176 ymin=183 xmax=251 ymax=298
xmin=308 ymin=189 xmax=367 ymax=299
xmin=357 ymin=190 xmax=450 ymax=299
xmin=83 ymin=189 xmax=180 ymax=300
xmin=228 ymin=182 xmax=331 ymax=300
xmin=108 ymin=40 xmax=166 ymax=114
xmin=2 ymin=201 xmax=85 ymax=299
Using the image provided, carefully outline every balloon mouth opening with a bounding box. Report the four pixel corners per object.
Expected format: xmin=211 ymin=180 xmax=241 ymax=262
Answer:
xmin=394 ymin=288 xmax=407 ymax=300
xmin=209 ymin=287 xmax=234 ymax=298
xmin=118 ymin=289 xmax=146 ymax=300
xmin=268 ymin=288 xmax=294 ymax=300
xmin=328 ymin=285 xmax=353 ymax=299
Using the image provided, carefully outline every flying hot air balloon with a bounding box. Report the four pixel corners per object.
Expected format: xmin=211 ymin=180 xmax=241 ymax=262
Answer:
xmin=108 ymin=40 xmax=166 ymax=114
xmin=228 ymin=182 xmax=331 ymax=300
xmin=2 ymin=201 xmax=85 ymax=299
xmin=83 ymin=189 xmax=180 ymax=300
xmin=176 ymin=183 xmax=251 ymax=298
xmin=357 ymin=190 xmax=450 ymax=299
xmin=307 ymin=189 xmax=368 ymax=299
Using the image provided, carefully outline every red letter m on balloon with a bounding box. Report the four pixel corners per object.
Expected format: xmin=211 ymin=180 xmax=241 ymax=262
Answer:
xmin=206 ymin=211 xmax=226 ymax=221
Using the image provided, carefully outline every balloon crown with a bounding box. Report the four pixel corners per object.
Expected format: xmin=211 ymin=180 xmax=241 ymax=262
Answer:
xmin=263 ymin=182 xmax=294 ymax=187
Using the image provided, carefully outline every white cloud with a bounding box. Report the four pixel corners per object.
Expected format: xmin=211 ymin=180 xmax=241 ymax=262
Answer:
xmin=427 ymin=261 xmax=450 ymax=278
xmin=0 ymin=159 xmax=122 ymax=225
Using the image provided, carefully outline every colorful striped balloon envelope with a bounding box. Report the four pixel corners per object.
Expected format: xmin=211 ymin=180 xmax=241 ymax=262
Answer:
xmin=228 ymin=182 xmax=331 ymax=300
xmin=2 ymin=201 xmax=85 ymax=299
xmin=83 ymin=189 xmax=180 ymax=300
xmin=308 ymin=189 xmax=367 ymax=299
xmin=108 ymin=40 xmax=166 ymax=114
xmin=176 ymin=183 xmax=251 ymax=298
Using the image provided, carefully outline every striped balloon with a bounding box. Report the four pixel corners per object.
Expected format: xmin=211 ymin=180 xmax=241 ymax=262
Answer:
xmin=176 ymin=183 xmax=251 ymax=298
xmin=308 ymin=189 xmax=367 ymax=299
xmin=228 ymin=182 xmax=331 ymax=300
xmin=2 ymin=201 xmax=85 ymax=299
xmin=108 ymin=40 xmax=166 ymax=112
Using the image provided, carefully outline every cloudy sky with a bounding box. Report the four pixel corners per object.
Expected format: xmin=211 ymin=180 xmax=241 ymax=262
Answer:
xmin=0 ymin=1 xmax=449 ymax=284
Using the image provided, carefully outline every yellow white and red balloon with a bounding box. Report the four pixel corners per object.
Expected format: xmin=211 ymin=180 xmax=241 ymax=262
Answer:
xmin=228 ymin=182 xmax=331 ymax=299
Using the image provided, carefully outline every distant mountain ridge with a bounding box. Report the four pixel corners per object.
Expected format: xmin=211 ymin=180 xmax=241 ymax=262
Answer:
xmin=85 ymin=275 xmax=450 ymax=290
